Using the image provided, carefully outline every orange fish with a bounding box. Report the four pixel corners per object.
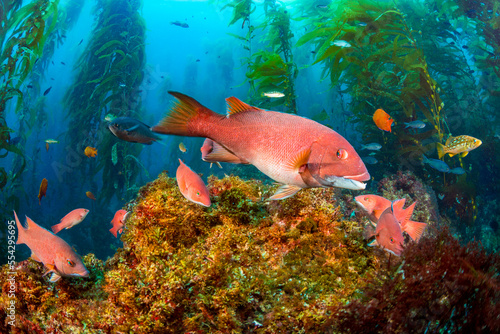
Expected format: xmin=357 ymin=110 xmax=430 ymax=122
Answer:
xmin=355 ymin=194 xmax=427 ymax=241
xmin=38 ymin=178 xmax=48 ymax=205
xmin=153 ymin=92 xmax=369 ymax=200
xmin=364 ymin=204 xmax=405 ymax=256
xmin=84 ymin=146 xmax=97 ymax=158
xmin=109 ymin=209 xmax=128 ymax=238
xmin=176 ymin=159 xmax=211 ymax=207
xmin=46 ymin=142 xmax=49 ymax=151
xmin=51 ymin=208 xmax=89 ymax=234
xmin=373 ymin=109 xmax=394 ymax=132
xmin=14 ymin=211 xmax=89 ymax=282
xmin=86 ymin=191 xmax=96 ymax=200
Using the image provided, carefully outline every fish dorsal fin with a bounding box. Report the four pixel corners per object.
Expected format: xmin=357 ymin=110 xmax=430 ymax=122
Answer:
xmin=285 ymin=147 xmax=311 ymax=173
xmin=226 ymin=97 xmax=264 ymax=116
xmin=392 ymin=199 xmax=406 ymax=212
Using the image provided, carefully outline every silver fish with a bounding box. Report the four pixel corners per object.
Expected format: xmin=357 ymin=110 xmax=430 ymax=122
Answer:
xmin=404 ymin=120 xmax=426 ymax=129
xmin=361 ymin=143 xmax=382 ymax=150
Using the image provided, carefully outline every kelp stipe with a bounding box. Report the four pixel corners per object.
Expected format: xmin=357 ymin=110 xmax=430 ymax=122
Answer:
xmin=0 ymin=0 xmax=58 ymax=265
xmin=221 ymin=0 xmax=298 ymax=113
xmin=63 ymin=0 xmax=146 ymax=206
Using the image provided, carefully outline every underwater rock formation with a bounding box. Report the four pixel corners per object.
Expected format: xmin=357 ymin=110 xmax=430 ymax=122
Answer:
xmin=1 ymin=174 xmax=498 ymax=332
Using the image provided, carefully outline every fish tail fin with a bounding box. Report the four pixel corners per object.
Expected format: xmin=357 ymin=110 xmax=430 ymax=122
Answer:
xmin=363 ymin=225 xmax=376 ymax=240
xmin=151 ymin=91 xmax=219 ymax=137
xmin=14 ymin=211 xmax=26 ymax=245
xmin=109 ymin=226 xmax=119 ymax=238
xmin=51 ymin=223 xmax=64 ymax=234
xmin=403 ymin=220 xmax=427 ymax=242
xmin=436 ymin=143 xmax=445 ymax=159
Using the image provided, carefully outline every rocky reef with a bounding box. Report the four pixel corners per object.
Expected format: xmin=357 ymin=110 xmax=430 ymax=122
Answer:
xmin=1 ymin=173 xmax=499 ymax=333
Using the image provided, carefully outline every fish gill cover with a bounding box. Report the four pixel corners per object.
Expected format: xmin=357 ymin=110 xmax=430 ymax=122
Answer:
xmin=0 ymin=0 xmax=499 ymax=332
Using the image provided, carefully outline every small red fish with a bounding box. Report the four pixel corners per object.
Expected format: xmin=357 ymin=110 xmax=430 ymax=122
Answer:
xmin=364 ymin=205 xmax=405 ymax=256
xmin=38 ymin=178 xmax=48 ymax=205
xmin=46 ymin=142 xmax=49 ymax=152
xmin=373 ymin=108 xmax=394 ymax=132
xmin=52 ymin=208 xmax=89 ymax=234
xmin=176 ymin=159 xmax=211 ymax=207
xmin=86 ymin=191 xmax=96 ymax=200
xmin=109 ymin=209 xmax=128 ymax=238
xmin=14 ymin=211 xmax=89 ymax=282
xmin=355 ymin=194 xmax=427 ymax=241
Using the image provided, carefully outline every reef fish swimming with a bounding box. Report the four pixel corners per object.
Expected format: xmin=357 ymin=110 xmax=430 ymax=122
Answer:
xmin=436 ymin=135 xmax=482 ymax=159
xmin=363 ymin=204 xmax=405 ymax=256
xmin=422 ymin=155 xmax=450 ymax=173
xmin=108 ymin=117 xmax=161 ymax=145
xmin=109 ymin=209 xmax=128 ymax=238
xmin=373 ymin=109 xmax=394 ymax=132
xmin=38 ymin=178 xmax=48 ymax=205
xmin=14 ymin=211 xmax=89 ymax=282
xmin=84 ymin=146 xmax=98 ymax=158
xmin=176 ymin=159 xmax=211 ymax=207
xmin=355 ymin=194 xmax=427 ymax=241
xmin=51 ymin=208 xmax=89 ymax=234
xmin=153 ymin=92 xmax=370 ymax=200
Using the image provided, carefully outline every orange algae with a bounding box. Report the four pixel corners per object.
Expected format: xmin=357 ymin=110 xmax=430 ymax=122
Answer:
xmin=0 ymin=173 xmax=385 ymax=332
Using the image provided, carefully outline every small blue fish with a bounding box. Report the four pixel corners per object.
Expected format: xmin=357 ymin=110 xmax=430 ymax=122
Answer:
xmin=422 ymin=155 xmax=450 ymax=173
xmin=404 ymin=120 xmax=426 ymax=129
xmin=362 ymin=156 xmax=378 ymax=165
xmin=361 ymin=143 xmax=382 ymax=150
xmin=449 ymin=167 xmax=466 ymax=175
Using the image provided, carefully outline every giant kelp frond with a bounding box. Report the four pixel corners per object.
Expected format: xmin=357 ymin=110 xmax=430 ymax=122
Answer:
xmin=63 ymin=0 xmax=146 ymax=207
xmin=298 ymin=0 xmax=448 ymax=174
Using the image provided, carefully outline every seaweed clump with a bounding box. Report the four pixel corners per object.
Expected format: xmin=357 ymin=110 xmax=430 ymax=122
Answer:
xmin=1 ymin=173 xmax=378 ymax=332
xmin=322 ymin=227 xmax=500 ymax=333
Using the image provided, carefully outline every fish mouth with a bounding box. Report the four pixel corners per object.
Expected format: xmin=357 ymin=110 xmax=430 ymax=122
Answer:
xmin=344 ymin=171 xmax=371 ymax=182
xmin=73 ymin=270 xmax=90 ymax=278
xmin=322 ymin=175 xmax=367 ymax=190
xmin=320 ymin=171 xmax=370 ymax=191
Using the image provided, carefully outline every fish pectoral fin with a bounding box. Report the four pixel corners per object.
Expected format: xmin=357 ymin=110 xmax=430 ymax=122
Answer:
xmin=43 ymin=264 xmax=57 ymax=277
xmin=204 ymin=142 xmax=249 ymax=164
xmin=285 ymin=147 xmax=311 ymax=174
xmin=125 ymin=124 xmax=140 ymax=132
xmin=367 ymin=239 xmax=379 ymax=247
xmin=268 ymin=184 xmax=302 ymax=200
xmin=49 ymin=273 xmax=62 ymax=283
xmin=460 ymin=151 xmax=469 ymax=157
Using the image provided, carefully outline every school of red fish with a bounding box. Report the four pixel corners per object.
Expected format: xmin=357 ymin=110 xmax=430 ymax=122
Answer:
xmin=18 ymin=91 xmax=481 ymax=282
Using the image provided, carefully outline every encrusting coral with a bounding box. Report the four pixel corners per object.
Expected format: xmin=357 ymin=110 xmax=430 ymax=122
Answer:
xmin=1 ymin=173 xmax=498 ymax=333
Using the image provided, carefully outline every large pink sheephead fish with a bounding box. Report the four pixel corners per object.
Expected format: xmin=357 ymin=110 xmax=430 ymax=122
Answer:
xmin=153 ymin=92 xmax=370 ymax=200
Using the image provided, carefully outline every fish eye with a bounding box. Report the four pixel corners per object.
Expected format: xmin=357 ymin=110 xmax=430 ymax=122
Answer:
xmin=67 ymin=259 xmax=75 ymax=267
xmin=390 ymin=237 xmax=395 ymax=243
xmin=196 ymin=191 xmax=200 ymax=196
xmin=336 ymin=149 xmax=348 ymax=160
xmin=364 ymin=197 xmax=368 ymax=201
